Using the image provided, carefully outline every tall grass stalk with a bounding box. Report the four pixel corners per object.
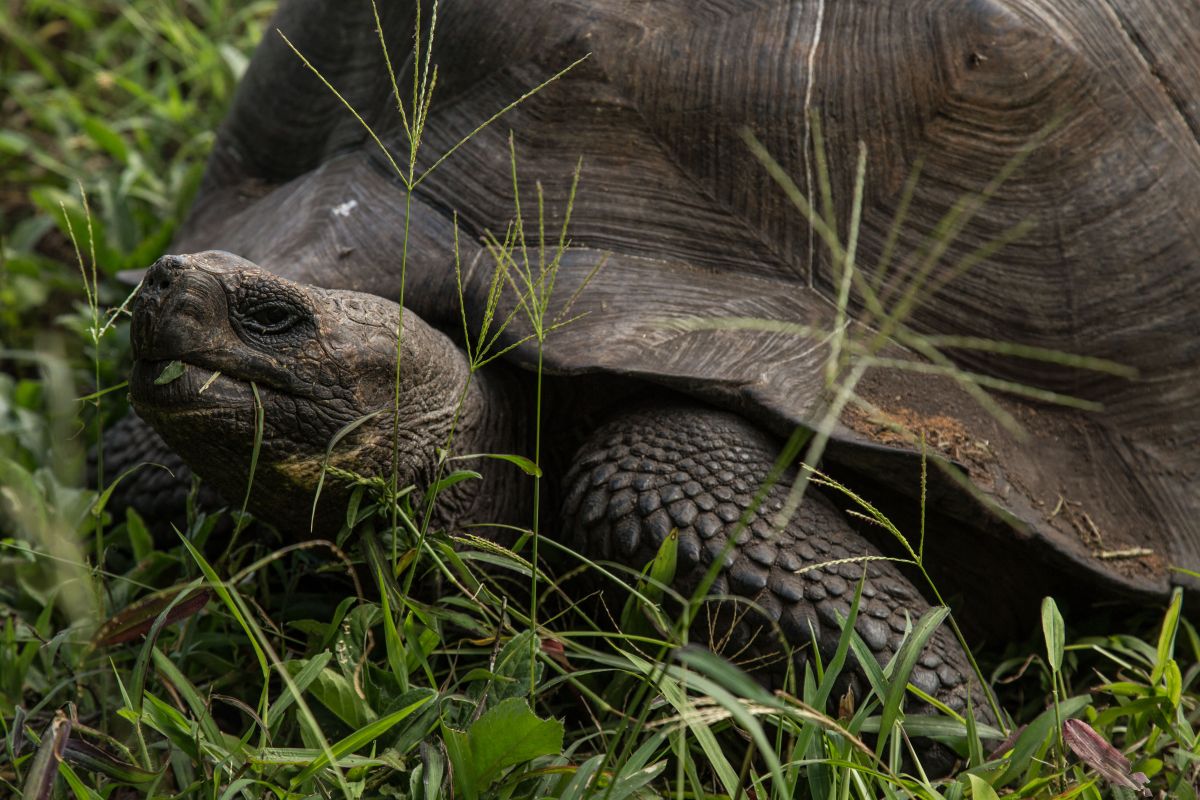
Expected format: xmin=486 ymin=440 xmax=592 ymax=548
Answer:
xmin=279 ymin=0 xmax=585 ymax=597
xmin=484 ymin=138 xmax=596 ymax=699
xmin=59 ymin=189 xmax=104 ymax=567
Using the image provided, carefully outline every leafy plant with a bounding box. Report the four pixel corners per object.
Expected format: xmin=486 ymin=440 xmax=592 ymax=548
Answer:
xmin=1 ymin=2 xmax=1197 ymax=799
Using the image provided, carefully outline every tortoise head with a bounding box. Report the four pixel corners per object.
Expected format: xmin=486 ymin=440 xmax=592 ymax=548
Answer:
xmin=129 ymin=251 xmax=471 ymax=533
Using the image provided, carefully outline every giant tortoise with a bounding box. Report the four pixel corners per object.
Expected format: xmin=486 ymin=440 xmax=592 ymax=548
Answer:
xmin=111 ymin=0 xmax=1199 ymax=725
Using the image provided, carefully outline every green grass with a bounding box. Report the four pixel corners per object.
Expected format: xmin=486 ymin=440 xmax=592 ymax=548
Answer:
xmin=2 ymin=1 xmax=1199 ymax=798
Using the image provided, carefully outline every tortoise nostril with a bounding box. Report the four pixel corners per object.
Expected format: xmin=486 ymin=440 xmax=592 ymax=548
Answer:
xmin=144 ymin=255 xmax=187 ymax=294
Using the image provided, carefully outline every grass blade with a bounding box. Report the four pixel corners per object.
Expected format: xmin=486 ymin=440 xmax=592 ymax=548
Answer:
xmin=22 ymin=710 xmax=70 ymax=800
xmin=1152 ymin=588 xmax=1183 ymax=685
xmin=876 ymin=606 xmax=951 ymax=755
xmin=1042 ymin=597 xmax=1065 ymax=674
xmin=290 ymin=693 xmax=434 ymax=786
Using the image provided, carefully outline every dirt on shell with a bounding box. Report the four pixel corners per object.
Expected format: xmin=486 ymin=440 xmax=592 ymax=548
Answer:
xmin=841 ymin=365 xmax=1166 ymax=584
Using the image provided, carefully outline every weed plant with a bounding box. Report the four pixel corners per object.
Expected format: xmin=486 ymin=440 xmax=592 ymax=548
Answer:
xmin=1 ymin=2 xmax=1198 ymax=799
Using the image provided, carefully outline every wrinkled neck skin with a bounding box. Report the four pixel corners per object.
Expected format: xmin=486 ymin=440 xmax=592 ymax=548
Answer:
xmin=430 ymin=361 xmax=530 ymax=535
xmin=129 ymin=253 xmax=527 ymax=537
xmin=383 ymin=315 xmax=530 ymax=534
xmin=345 ymin=312 xmax=531 ymax=535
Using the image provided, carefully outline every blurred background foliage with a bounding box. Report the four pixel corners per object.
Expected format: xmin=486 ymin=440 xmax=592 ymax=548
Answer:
xmin=1 ymin=0 xmax=273 ymax=365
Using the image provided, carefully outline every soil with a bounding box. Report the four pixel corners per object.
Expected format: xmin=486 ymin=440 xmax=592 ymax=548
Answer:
xmin=840 ymin=363 xmax=1167 ymax=585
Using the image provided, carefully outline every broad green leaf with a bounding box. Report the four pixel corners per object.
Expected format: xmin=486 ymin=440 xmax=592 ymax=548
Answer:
xmin=967 ymin=774 xmax=1001 ymax=800
xmin=1092 ymin=696 xmax=1171 ymax=728
xmin=334 ymin=604 xmax=380 ymax=688
xmin=291 ymin=693 xmax=433 ymax=786
xmin=125 ymin=220 xmax=179 ymax=273
xmin=140 ymin=692 xmax=199 ymax=761
xmin=1152 ymin=588 xmax=1183 ymax=684
xmin=965 ymin=696 xmax=986 ymax=768
xmin=646 ymin=526 xmax=678 ymax=590
xmin=1096 ymin=681 xmax=1150 ymax=698
xmin=476 ymin=631 xmax=540 ymax=708
xmin=306 ymin=667 xmax=376 ymax=729
xmin=429 ymin=469 xmax=483 ymax=496
xmin=154 ymin=360 xmax=185 ymax=385
xmin=442 ymin=726 xmax=474 ymax=799
xmin=846 ymin=624 xmax=888 ymax=705
xmin=346 ymin=484 xmax=366 ymax=528
xmin=218 ymin=43 xmax=250 ymax=79
xmin=80 ymin=116 xmax=129 ymax=163
xmin=452 ymin=452 xmax=542 ymax=477
xmin=0 ymin=456 xmax=49 ymax=531
xmin=619 ymin=529 xmax=678 ymax=638
xmin=1164 ymin=659 xmax=1183 ymax=706
xmin=125 ymin=506 xmax=153 ymax=563
xmin=314 ymin=595 xmax=360 ymax=652
xmin=604 ymin=759 xmax=667 ymax=800
xmin=0 ymin=130 xmax=31 ymax=155
xmin=803 ymin=716 xmax=833 ymax=800
xmin=557 ymin=753 xmax=604 ymax=800
xmin=403 ymin=613 xmax=440 ymax=678
xmin=443 ymin=697 xmax=564 ymax=800
xmin=1041 ymin=596 xmax=1065 ymax=673
xmin=218 ymin=778 xmax=279 ymax=800
xmin=377 ymin=565 xmax=408 ymax=692
xmin=417 ymin=743 xmax=446 ymax=800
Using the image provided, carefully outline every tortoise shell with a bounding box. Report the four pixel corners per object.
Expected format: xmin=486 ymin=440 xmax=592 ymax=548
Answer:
xmin=171 ymin=0 xmax=1200 ymax=606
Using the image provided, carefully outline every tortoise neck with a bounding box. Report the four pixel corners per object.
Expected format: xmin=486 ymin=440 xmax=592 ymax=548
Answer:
xmin=423 ymin=362 xmax=532 ymax=532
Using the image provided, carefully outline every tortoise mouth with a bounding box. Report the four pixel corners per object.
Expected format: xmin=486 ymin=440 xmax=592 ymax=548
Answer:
xmin=130 ymin=358 xmax=251 ymax=412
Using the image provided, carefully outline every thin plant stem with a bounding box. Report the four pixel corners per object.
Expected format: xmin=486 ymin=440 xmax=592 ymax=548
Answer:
xmin=391 ymin=179 xmax=414 ymax=569
xmin=529 ymin=342 xmax=544 ymax=701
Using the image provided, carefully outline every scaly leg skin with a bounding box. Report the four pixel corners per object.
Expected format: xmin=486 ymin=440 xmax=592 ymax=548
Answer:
xmin=559 ymin=403 xmax=991 ymax=724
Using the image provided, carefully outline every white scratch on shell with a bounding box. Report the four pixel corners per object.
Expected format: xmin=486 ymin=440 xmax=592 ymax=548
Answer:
xmin=331 ymin=199 xmax=359 ymax=218
xmin=802 ymin=0 xmax=825 ymax=289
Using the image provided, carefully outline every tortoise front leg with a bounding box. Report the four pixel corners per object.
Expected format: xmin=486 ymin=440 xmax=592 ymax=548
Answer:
xmin=559 ymin=403 xmax=989 ymax=721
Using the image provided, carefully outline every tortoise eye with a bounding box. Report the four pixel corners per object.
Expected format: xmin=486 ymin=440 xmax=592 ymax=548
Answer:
xmin=243 ymin=302 xmax=298 ymax=334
